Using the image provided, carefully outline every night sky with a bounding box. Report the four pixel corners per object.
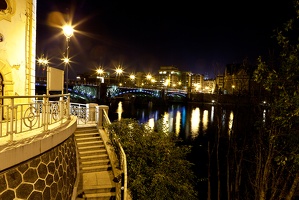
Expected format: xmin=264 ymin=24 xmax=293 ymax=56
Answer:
xmin=36 ymin=0 xmax=294 ymax=79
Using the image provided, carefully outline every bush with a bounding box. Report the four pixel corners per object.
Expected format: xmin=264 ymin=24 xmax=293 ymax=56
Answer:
xmin=107 ymin=118 xmax=198 ymax=200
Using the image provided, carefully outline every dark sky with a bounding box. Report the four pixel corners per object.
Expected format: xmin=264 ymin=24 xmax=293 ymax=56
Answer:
xmin=36 ymin=0 xmax=294 ymax=79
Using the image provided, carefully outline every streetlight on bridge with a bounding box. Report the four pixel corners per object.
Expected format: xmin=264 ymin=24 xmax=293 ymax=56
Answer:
xmin=62 ymin=24 xmax=74 ymax=94
xmin=129 ymin=74 xmax=136 ymax=87
xmin=115 ymin=66 xmax=123 ymax=86
xmin=37 ymin=55 xmax=49 ymax=78
xmin=96 ymin=67 xmax=104 ymax=85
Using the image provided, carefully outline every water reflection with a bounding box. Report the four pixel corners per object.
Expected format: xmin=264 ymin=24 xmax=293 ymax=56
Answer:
xmin=263 ymin=109 xmax=266 ymax=123
xmin=228 ymin=111 xmax=234 ymax=135
xmin=116 ymin=101 xmax=123 ymax=121
xmin=203 ymin=110 xmax=208 ymax=132
xmin=175 ymin=111 xmax=181 ymax=136
xmin=109 ymin=101 xmax=248 ymax=140
xmin=191 ymin=108 xmax=200 ymax=138
xmin=211 ymin=106 xmax=214 ymax=123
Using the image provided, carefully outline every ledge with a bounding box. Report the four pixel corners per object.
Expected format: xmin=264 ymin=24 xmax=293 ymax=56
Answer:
xmin=0 ymin=116 xmax=77 ymax=171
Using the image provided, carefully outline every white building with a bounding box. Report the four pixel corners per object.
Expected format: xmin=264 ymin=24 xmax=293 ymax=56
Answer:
xmin=0 ymin=0 xmax=36 ymax=100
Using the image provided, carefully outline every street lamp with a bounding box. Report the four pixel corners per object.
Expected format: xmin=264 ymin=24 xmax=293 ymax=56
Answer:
xmin=37 ymin=55 xmax=49 ymax=77
xmin=146 ymin=74 xmax=152 ymax=87
xmin=37 ymin=55 xmax=50 ymax=95
xmin=129 ymin=74 xmax=136 ymax=87
xmin=115 ymin=66 xmax=123 ymax=85
xmin=62 ymin=24 xmax=74 ymax=94
xmin=96 ymin=68 xmax=104 ymax=85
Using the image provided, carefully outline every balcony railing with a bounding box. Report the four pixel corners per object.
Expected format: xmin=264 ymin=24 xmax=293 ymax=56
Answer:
xmin=0 ymin=94 xmax=71 ymax=142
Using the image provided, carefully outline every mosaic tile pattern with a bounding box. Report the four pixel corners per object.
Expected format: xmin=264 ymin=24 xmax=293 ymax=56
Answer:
xmin=0 ymin=136 xmax=77 ymax=200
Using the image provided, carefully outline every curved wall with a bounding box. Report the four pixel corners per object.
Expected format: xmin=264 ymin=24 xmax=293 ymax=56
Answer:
xmin=0 ymin=118 xmax=78 ymax=199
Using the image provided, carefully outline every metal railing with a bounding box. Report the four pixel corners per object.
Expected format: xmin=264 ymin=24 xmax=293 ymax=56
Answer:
xmin=0 ymin=94 xmax=70 ymax=141
xmin=98 ymin=105 xmax=128 ymax=200
xmin=69 ymin=103 xmax=88 ymax=124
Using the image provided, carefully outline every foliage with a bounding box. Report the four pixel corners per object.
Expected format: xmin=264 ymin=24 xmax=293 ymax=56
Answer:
xmin=107 ymin=118 xmax=198 ymax=200
xmin=252 ymin=1 xmax=299 ymax=199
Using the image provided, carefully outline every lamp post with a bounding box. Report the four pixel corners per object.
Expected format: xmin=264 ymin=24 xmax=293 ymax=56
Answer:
xmin=37 ymin=55 xmax=48 ymax=78
xmin=115 ymin=67 xmax=123 ymax=86
xmin=129 ymin=74 xmax=136 ymax=87
xmin=37 ymin=55 xmax=50 ymax=95
xmin=62 ymin=24 xmax=73 ymax=94
xmin=146 ymin=74 xmax=152 ymax=88
xmin=96 ymin=68 xmax=104 ymax=85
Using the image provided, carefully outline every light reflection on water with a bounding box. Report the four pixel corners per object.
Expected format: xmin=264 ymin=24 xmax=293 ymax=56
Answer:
xmin=116 ymin=102 xmax=123 ymax=121
xmin=203 ymin=110 xmax=209 ymax=132
xmin=191 ymin=108 xmax=200 ymax=138
xmin=228 ymin=111 xmax=234 ymax=135
xmin=175 ymin=111 xmax=181 ymax=136
xmin=109 ymin=101 xmax=240 ymax=140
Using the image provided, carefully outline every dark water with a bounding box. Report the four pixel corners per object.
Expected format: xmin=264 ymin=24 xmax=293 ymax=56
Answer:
xmin=107 ymin=100 xmax=255 ymax=139
xmin=107 ymin=100 xmax=266 ymax=198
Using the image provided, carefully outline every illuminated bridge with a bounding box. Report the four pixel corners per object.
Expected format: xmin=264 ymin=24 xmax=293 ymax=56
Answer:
xmin=107 ymin=86 xmax=187 ymax=99
xmin=35 ymin=82 xmax=188 ymax=101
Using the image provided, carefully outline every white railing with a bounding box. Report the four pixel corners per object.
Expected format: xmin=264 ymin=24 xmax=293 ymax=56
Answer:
xmin=97 ymin=105 xmax=128 ymax=200
xmin=70 ymin=103 xmax=88 ymax=124
xmin=0 ymin=94 xmax=70 ymax=141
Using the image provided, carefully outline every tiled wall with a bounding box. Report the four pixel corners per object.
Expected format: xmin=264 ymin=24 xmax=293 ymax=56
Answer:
xmin=0 ymin=136 xmax=77 ymax=200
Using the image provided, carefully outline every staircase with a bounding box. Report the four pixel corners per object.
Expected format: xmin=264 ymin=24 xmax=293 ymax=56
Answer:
xmin=75 ymin=126 xmax=116 ymax=200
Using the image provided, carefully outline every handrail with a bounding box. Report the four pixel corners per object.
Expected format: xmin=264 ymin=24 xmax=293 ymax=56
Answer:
xmin=69 ymin=103 xmax=88 ymax=124
xmin=0 ymin=94 xmax=71 ymax=142
xmin=102 ymin=108 xmax=128 ymax=200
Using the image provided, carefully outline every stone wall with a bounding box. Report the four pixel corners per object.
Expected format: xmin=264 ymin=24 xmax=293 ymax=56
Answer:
xmin=0 ymin=135 xmax=77 ymax=200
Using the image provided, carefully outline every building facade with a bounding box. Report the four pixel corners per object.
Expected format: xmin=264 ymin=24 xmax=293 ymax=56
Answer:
xmin=0 ymin=0 xmax=36 ymax=99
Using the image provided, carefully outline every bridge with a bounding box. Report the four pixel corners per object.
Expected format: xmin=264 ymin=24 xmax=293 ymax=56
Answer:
xmin=36 ymin=82 xmax=188 ymax=102
xmin=70 ymin=84 xmax=187 ymax=100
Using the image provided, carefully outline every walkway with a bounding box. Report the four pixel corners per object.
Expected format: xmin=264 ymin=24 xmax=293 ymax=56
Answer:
xmin=74 ymin=125 xmax=118 ymax=200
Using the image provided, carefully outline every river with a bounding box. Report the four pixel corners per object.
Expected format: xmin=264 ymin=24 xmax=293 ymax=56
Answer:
xmin=107 ymin=100 xmax=249 ymax=139
xmin=107 ymin=99 xmax=266 ymax=198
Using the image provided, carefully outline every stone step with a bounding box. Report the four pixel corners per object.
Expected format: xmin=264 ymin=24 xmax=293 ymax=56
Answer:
xmin=81 ymin=159 xmax=110 ymax=167
xmin=79 ymin=149 xmax=107 ymax=156
xmin=80 ymin=165 xmax=112 ymax=173
xmin=77 ymin=140 xmax=103 ymax=147
xmin=83 ymin=192 xmax=116 ymax=200
xmin=77 ymin=144 xmax=105 ymax=151
xmin=80 ymin=154 xmax=109 ymax=161
xmin=75 ymin=130 xmax=98 ymax=134
xmin=83 ymin=185 xmax=116 ymax=194
xmin=75 ymin=137 xmax=101 ymax=142
xmin=75 ymin=132 xmax=100 ymax=137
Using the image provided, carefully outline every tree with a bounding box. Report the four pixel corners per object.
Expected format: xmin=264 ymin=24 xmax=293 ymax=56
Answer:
xmin=107 ymin=118 xmax=198 ymax=200
xmin=252 ymin=1 xmax=299 ymax=199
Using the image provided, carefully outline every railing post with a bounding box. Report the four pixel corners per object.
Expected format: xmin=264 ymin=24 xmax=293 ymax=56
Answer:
xmin=59 ymin=97 xmax=63 ymax=123
xmin=42 ymin=95 xmax=45 ymax=131
xmin=9 ymin=97 xmax=14 ymax=142
xmin=96 ymin=105 xmax=99 ymax=125
xmin=43 ymin=94 xmax=48 ymax=131
xmin=98 ymin=105 xmax=109 ymax=128
xmin=86 ymin=103 xmax=98 ymax=123
xmin=67 ymin=95 xmax=70 ymax=120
